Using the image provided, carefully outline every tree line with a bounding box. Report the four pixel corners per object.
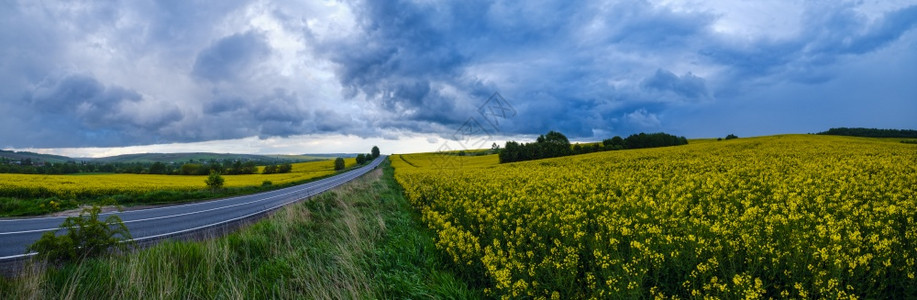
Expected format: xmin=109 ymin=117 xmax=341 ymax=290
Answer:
xmin=499 ymin=131 xmax=688 ymax=163
xmin=0 ymin=158 xmax=294 ymax=176
xmin=817 ymin=127 xmax=917 ymax=138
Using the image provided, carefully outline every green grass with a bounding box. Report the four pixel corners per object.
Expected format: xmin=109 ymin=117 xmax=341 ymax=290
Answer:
xmin=0 ymin=159 xmax=479 ymax=299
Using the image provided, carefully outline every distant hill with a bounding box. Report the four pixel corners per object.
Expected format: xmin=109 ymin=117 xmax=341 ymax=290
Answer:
xmin=265 ymin=154 xmax=350 ymax=161
xmin=2 ymin=150 xmax=362 ymax=165
xmin=274 ymin=153 xmax=361 ymax=159
xmin=0 ymin=150 xmax=74 ymax=164
xmin=88 ymin=152 xmax=328 ymax=164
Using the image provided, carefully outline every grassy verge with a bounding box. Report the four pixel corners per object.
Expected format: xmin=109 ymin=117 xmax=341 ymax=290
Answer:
xmin=0 ymin=159 xmax=479 ymax=299
xmin=0 ymin=163 xmax=370 ymax=218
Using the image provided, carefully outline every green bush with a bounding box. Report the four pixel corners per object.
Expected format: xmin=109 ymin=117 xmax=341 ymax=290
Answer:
xmin=27 ymin=205 xmax=132 ymax=264
xmin=334 ymin=157 xmax=346 ymax=170
xmin=205 ymin=171 xmax=224 ymax=190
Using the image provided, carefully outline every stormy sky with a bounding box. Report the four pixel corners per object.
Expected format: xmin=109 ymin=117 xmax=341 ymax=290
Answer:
xmin=1 ymin=0 xmax=915 ymax=156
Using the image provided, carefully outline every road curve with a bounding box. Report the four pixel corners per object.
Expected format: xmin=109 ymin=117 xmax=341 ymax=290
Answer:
xmin=0 ymin=156 xmax=386 ymax=260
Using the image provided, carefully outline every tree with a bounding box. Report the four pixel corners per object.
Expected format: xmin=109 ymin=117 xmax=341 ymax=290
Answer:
xmin=540 ymin=131 xmax=571 ymax=158
xmin=205 ymin=171 xmax=224 ymax=190
xmin=27 ymin=205 xmax=132 ymax=264
xmin=334 ymin=157 xmax=346 ymax=170
xmin=356 ymin=154 xmax=366 ymax=165
xmin=499 ymin=141 xmax=521 ymax=163
xmin=149 ymin=162 xmax=166 ymax=174
xmin=180 ymin=163 xmax=201 ymax=175
xmin=277 ymin=163 xmax=292 ymax=173
xmin=371 ymin=146 xmax=380 ymax=158
xmin=817 ymin=127 xmax=917 ymax=138
xmin=602 ymin=136 xmax=625 ymax=150
xmin=263 ymin=165 xmax=277 ymax=174
xmin=499 ymin=131 xmax=571 ymax=163
xmin=208 ymin=160 xmax=224 ymax=174
xmin=241 ymin=161 xmax=257 ymax=174
xmin=227 ymin=160 xmax=242 ymax=175
xmin=725 ymin=134 xmax=739 ymax=140
xmin=623 ymin=132 xmax=688 ymax=149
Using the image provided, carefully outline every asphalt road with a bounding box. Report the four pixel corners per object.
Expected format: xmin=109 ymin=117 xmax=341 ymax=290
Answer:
xmin=0 ymin=156 xmax=386 ymax=260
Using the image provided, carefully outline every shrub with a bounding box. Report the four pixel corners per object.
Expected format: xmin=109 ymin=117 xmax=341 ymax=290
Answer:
xmin=180 ymin=163 xmax=202 ymax=175
xmin=334 ymin=157 xmax=346 ymax=170
xmin=262 ymin=180 xmax=272 ymax=187
xmin=205 ymin=171 xmax=224 ymax=190
xmin=725 ymin=134 xmax=739 ymax=140
xmin=263 ymin=165 xmax=277 ymax=174
xmin=27 ymin=205 xmax=132 ymax=264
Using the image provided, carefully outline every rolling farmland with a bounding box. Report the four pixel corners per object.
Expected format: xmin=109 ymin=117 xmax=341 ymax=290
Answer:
xmin=0 ymin=158 xmax=357 ymax=199
xmin=0 ymin=159 xmax=357 ymax=216
xmin=392 ymin=135 xmax=917 ymax=298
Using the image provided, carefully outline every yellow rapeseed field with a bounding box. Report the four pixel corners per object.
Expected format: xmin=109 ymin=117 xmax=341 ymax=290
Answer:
xmin=392 ymin=135 xmax=917 ymax=299
xmin=0 ymin=158 xmax=356 ymax=200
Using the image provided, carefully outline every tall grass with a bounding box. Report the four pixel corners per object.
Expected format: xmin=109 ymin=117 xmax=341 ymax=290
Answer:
xmin=0 ymin=160 xmax=478 ymax=299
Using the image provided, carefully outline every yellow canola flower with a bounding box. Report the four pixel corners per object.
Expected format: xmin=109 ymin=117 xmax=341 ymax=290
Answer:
xmin=391 ymin=135 xmax=917 ymax=299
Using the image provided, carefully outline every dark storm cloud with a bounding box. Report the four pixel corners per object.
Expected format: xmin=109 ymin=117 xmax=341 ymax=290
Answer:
xmin=702 ymin=4 xmax=917 ymax=87
xmin=321 ymin=0 xmax=916 ymax=139
xmin=316 ymin=0 xmax=495 ymax=129
xmin=192 ymin=31 xmax=271 ymax=82
xmin=0 ymin=0 xmax=915 ymax=149
xmin=27 ymin=74 xmax=133 ymax=114
xmin=17 ymin=73 xmax=184 ymax=147
xmin=641 ymin=69 xmax=710 ymax=101
xmin=314 ymin=0 xmax=726 ymax=138
xmin=203 ymin=95 xmax=247 ymax=114
xmin=195 ymin=88 xmax=360 ymax=141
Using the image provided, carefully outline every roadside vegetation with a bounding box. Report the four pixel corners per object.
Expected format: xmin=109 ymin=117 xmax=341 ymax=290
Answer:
xmin=27 ymin=205 xmax=133 ymax=264
xmin=0 ymin=160 xmax=477 ymax=299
